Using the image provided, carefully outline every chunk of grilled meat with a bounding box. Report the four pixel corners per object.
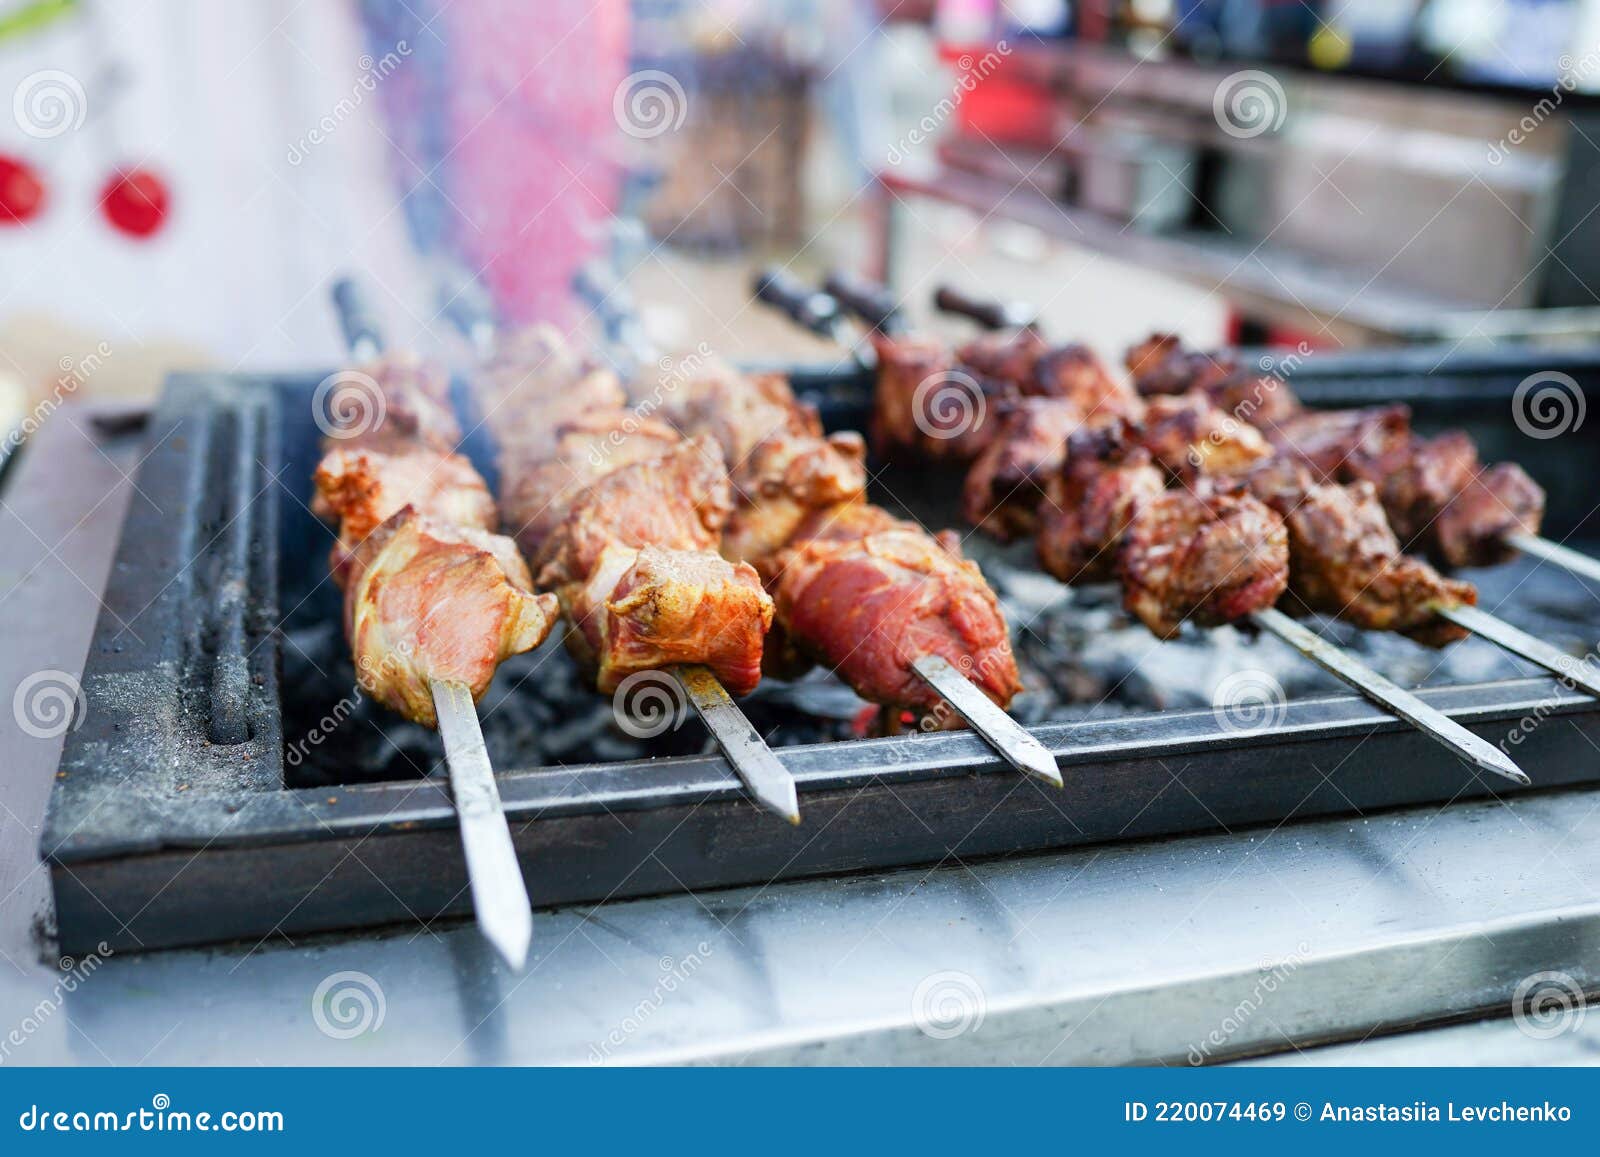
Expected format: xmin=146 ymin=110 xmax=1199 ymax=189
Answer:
xmin=313 ymin=441 xmax=497 ymax=583
xmin=963 ymin=397 xmax=1085 ymax=541
xmin=638 ymin=360 xmax=867 ymax=564
xmin=1241 ymin=458 xmax=1474 ymax=646
xmin=1125 ymin=332 xmax=1182 ymax=379
xmin=771 ymin=501 xmax=1022 ymax=716
xmin=344 ymin=507 xmax=559 ymax=726
xmin=1140 ymin=392 xmax=1272 ymax=480
xmin=870 ymin=331 xmax=1005 ymax=462
xmin=1433 ymin=462 xmax=1545 ymax=568
xmin=532 ymin=435 xmax=732 ymax=590
xmin=1036 ymin=422 xmax=1166 ymax=583
xmin=327 ymin=351 xmax=462 ymax=450
xmin=498 ymin=408 xmax=683 ymax=562
xmin=488 ymin=337 xmax=774 ymax=697
xmin=1031 ymin=343 xmax=1142 ymax=417
xmin=1265 ymin=405 xmax=1413 ymax=481
xmin=954 ymin=328 xmax=1051 ymax=390
xmin=564 ymin=544 xmax=773 ymax=696
xmin=1125 ymin=335 xmax=1299 ymax=425
xmin=1118 ymin=490 xmax=1289 ymax=638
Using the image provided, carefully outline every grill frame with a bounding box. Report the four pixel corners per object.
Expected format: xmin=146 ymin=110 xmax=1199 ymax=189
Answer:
xmin=44 ymin=351 xmax=1600 ymax=954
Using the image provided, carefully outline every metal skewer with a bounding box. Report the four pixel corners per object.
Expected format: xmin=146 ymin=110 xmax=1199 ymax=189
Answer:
xmin=1505 ymin=530 xmax=1600 ymax=587
xmin=912 ymin=655 xmax=1062 ymax=787
xmin=673 ymin=665 xmax=801 ymax=823
xmin=330 ymin=278 xmax=534 ymax=969
xmin=430 ymin=678 xmax=534 ymax=969
xmin=1433 ymin=602 xmax=1600 ymax=697
xmin=1251 ymin=608 xmax=1529 ymax=786
xmin=442 ymin=272 xmax=808 ymax=823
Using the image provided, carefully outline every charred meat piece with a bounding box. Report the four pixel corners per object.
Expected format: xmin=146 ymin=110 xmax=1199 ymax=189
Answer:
xmin=564 ymin=543 xmax=772 ymax=696
xmin=1030 ymin=343 xmax=1142 ymax=417
xmin=1139 ymin=392 xmax=1272 ymax=479
xmin=772 ymin=504 xmax=1022 ymax=715
xmin=1118 ymin=490 xmax=1289 ymax=638
xmin=1344 ymin=430 xmax=1478 ymax=547
xmin=326 ymin=351 xmax=462 ymax=450
xmin=963 ymin=397 xmax=1085 ymax=541
xmin=1131 ymin=348 xmax=1239 ymax=399
xmin=1125 ymin=332 xmax=1182 ymax=379
xmin=1204 ymin=368 xmax=1301 ymax=428
xmin=954 ymin=328 xmax=1051 ymax=391
xmin=1432 ymin=461 xmax=1545 ymax=569
xmin=1266 ymin=405 xmax=1412 ymax=481
xmin=870 ymin=332 xmax=1005 ymax=461
xmin=1036 ymin=424 xmax=1166 ymax=584
xmin=344 ymin=508 xmax=559 ymax=726
xmin=1242 ymin=459 xmax=1474 ymax=647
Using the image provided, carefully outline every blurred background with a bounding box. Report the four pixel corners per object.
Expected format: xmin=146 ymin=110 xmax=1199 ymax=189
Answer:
xmin=4 ymin=0 xmax=1600 ymax=435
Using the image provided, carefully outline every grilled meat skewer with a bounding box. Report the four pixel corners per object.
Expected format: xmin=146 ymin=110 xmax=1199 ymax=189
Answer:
xmin=1131 ymin=336 xmax=1547 ymax=571
xmin=633 ymin=357 xmax=1027 ymax=729
xmin=479 ymin=327 xmax=774 ymax=699
xmin=311 ymin=351 xmax=559 ymax=726
xmin=318 ymin=288 xmax=554 ymax=970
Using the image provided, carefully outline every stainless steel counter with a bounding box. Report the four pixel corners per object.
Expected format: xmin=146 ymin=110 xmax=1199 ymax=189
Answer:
xmin=2 ymin=406 xmax=1596 ymax=1066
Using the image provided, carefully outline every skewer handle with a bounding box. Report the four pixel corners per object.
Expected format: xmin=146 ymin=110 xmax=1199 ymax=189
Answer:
xmin=1250 ymin=608 xmax=1530 ymax=786
xmin=430 ymin=679 xmax=534 ymax=970
xmin=823 ymin=270 xmax=906 ymax=334
xmin=752 ymin=267 xmax=847 ymax=341
xmin=331 ymin=277 xmax=385 ymax=362
xmin=932 ymin=286 xmax=1036 ymax=332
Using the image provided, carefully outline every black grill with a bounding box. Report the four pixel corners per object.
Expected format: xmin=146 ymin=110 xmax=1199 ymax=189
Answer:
xmin=44 ymin=349 xmax=1600 ymax=954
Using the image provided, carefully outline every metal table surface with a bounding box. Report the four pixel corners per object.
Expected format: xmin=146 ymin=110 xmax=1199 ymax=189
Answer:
xmin=2 ymin=406 xmax=1597 ymax=1066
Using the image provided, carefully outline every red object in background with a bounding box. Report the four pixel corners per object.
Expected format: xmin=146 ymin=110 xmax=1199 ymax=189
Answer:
xmin=0 ymin=154 xmax=46 ymax=224
xmin=937 ymin=41 xmax=1057 ymax=150
xmin=99 ymin=167 xmax=170 ymax=238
